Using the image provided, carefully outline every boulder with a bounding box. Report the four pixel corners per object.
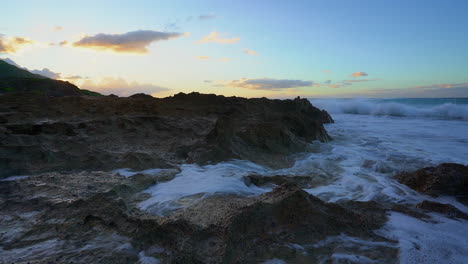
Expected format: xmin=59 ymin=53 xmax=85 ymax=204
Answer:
xmin=396 ymin=163 xmax=468 ymax=199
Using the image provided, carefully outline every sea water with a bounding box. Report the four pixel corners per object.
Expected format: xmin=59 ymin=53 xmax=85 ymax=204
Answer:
xmin=134 ymin=98 xmax=468 ymax=263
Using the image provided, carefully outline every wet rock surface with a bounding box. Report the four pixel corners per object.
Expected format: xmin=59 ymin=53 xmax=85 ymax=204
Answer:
xmin=0 ymin=172 xmax=398 ymax=264
xmin=0 ymin=92 xmax=332 ymax=178
xmin=396 ymin=163 xmax=468 ymax=202
xmin=416 ymin=200 xmax=468 ymax=220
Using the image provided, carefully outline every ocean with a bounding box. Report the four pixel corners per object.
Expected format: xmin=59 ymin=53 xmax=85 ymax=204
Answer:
xmin=127 ymin=98 xmax=468 ymax=263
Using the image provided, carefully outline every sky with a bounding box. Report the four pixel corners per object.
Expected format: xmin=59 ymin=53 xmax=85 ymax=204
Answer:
xmin=1 ymin=0 xmax=468 ymax=98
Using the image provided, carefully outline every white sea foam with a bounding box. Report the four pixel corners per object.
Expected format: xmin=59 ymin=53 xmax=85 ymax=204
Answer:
xmin=113 ymin=168 xmax=177 ymax=177
xmin=138 ymin=161 xmax=268 ymax=215
xmin=311 ymin=98 xmax=468 ymax=120
xmin=0 ymin=175 xmax=30 ymax=181
xmin=137 ymin=98 xmax=468 ymax=262
xmin=138 ymin=251 xmax=160 ymax=264
xmin=376 ymin=212 xmax=468 ymax=264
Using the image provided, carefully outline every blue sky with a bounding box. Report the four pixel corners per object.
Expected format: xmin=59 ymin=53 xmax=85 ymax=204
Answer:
xmin=1 ymin=0 xmax=468 ymax=97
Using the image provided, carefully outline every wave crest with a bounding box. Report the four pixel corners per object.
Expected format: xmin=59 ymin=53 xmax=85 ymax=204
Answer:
xmin=310 ymin=99 xmax=468 ymax=120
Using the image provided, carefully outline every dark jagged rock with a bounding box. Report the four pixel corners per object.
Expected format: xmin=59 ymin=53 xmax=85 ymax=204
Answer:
xmin=243 ymin=174 xmax=316 ymax=188
xmin=416 ymin=200 xmax=468 ymax=220
xmin=129 ymin=93 xmax=154 ymax=99
xmin=320 ymin=109 xmax=334 ymax=123
xmin=0 ymin=174 xmax=397 ymax=264
xmin=396 ymin=163 xmax=468 ymax=202
xmin=0 ymin=92 xmax=333 ymax=177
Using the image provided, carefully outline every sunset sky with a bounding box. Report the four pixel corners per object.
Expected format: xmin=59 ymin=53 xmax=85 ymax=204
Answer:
xmin=1 ymin=0 xmax=468 ymax=98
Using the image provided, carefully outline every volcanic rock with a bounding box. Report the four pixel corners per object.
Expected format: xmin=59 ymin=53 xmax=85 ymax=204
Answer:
xmin=0 ymin=173 xmax=397 ymax=264
xmin=416 ymin=200 xmax=468 ymax=220
xmin=0 ymin=92 xmax=333 ymax=177
xmin=396 ymin=163 xmax=468 ymax=201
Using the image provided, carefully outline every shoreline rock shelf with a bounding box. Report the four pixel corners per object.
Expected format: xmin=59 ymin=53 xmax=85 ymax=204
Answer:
xmin=0 ymin=92 xmax=333 ymax=178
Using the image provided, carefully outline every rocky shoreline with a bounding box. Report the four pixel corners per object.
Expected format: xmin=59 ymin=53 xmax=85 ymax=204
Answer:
xmin=0 ymin=92 xmax=333 ymax=178
xmin=1 ymin=92 xmax=467 ymax=263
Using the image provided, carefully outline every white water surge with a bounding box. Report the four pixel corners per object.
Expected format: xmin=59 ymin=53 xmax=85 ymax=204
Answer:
xmin=132 ymin=98 xmax=468 ymax=263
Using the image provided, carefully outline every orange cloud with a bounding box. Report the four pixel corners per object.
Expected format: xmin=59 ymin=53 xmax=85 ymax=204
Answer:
xmin=0 ymin=36 xmax=34 ymax=54
xmin=243 ymin=49 xmax=258 ymax=56
xmin=351 ymin=72 xmax=368 ymax=77
xmin=195 ymin=56 xmax=210 ymax=60
xmin=72 ymin=30 xmax=185 ymax=54
xmin=196 ymin=31 xmax=240 ymax=44
xmin=53 ymin=26 xmax=63 ymax=31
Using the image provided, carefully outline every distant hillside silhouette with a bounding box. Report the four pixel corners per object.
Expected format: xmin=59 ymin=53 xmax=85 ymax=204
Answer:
xmin=0 ymin=60 xmax=101 ymax=96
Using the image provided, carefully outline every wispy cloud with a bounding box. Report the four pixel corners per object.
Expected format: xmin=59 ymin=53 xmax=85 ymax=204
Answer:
xmin=198 ymin=14 xmax=216 ymax=20
xmin=323 ymin=69 xmax=332 ymax=74
xmin=218 ymin=78 xmax=313 ymax=91
xmin=347 ymin=83 xmax=468 ymax=98
xmin=53 ymin=26 xmax=63 ymax=31
xmin=2 ymin=57 xmax=63 ymax=79
xmin=0 ymin=35 xmax=34 ymax=54
xmin=72 ymin=30 xmax=186 ymax=54
xmin=351 ymin=71 xmax=368 ymax=77
xmin=243 ymin=49 xmax=258 ymax=56
xmin=62 ymin=75 xmax=88 ymax=80
xmin=81 ymin=77 xmax=170 ymax=96
xmin=343 ymin=78 xmax=380 ymax=83
xmin=195 ymin=56 xmax=210 ymax=60
xmin=413 ymin=83 xmax=468 ymax=89
xmin=30 ymin=68 xmax=61 ymax=79
xmin=196 ymin=31 xmax=240 ymax=44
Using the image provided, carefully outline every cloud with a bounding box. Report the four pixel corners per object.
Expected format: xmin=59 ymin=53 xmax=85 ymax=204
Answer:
xmin=195 ymin=56 xmax=210 ymax=60
xmin=2 ymin=58 xmax=63 ymax=79
xmin=412 ymin=83 xmax=468 ymax=89
xmin=243 ymin=49 xmax=258 ymax=56
xmin=62 ymin=75 xmax=87 ymax=80
xmin=327 ymin=82 xmax=352 ymax=88
xmin=72 ymin=30 xmax=185 ymax=53
xmin=53 ymin=26 xmax=63 ymax=31
xmin=351 ymin=72 xmax=368 ymax=77
xmin=30 ymin=68 xmax=61 ymax=79
xmin=59 ymin=40 xmax=68 ymax=46
xmin=1 ymin=57 xmax=20 ymax=67
xmin=196 ymin=31 xmax=240 ymax=44
xmin=204 ymin=80 xmax=212 ymax=83
xmin=323 ymin=70 xmax=332 ymax=74
xmin=0 ymin=35 xmax=34 ymax=54
xmin=81 ymin=77 xmax=170 ymax=96
xmin=324 ymin=80 xmax=332 ymax=84
xmin=343 ymin=78 xmax=379 ymax=83
xmin=198 ymin=14 xmax=216 ymax=20
xmin=220 ymin=78 xmax=314 ymax=91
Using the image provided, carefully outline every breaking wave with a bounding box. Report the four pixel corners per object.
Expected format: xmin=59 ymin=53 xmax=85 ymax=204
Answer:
xmin=310 ymin=98 xmax=468 ymax=120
